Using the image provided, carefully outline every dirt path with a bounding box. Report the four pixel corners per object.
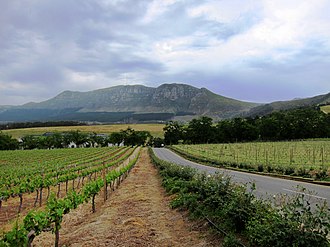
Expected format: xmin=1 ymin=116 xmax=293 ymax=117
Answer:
xmin=33 ymin=148 xmax=218 ymax=247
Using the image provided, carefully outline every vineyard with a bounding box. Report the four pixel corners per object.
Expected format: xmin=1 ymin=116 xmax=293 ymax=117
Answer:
xmin=0 ymin=146 xmax=140 ymax=246
xmin=172 ymin=140 xmax=330 ymax=179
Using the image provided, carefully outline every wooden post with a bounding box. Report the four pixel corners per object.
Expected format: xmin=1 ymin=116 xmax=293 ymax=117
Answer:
xmin=39 ymin=187 xmax=43 ymax=207
xmin=57 ymin=183 xmax=61 ymax=198
xmin=34 ymin=189 xmax=39 ymax=207
xmin=47 ymin=187 xmax=50 ymax=200
xmin=103 ymin=162 xmax=107 ymax=202
xmin=321 ymin=147 xmax=324 ymax=167
xmin=18 ymin=194 xmax=23 ymax=213
xmin=65 ymin=180 xmax=68 ymax=193
xmin=290 ymin=148 xmax=293 ymax=165
xmin=255 ymin=148 xmax=258 ymax=163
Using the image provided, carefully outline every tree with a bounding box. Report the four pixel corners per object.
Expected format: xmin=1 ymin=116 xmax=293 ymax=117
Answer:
xmin=163 ymin=121 xmax=183 ymax=145
xmin=0 ymin=132 xmax=19 ymax=150
xmin=51 ymin=133 xmax=65 ymax=148
xmin=186 ymin=116 xmax=215 ymax=144
xmin=231 ymin=118 xmax=258 ymax=142
xmin=121 ymin=128 xmax=151 ymax=146
xmin=216 ymin=120 xmax=234 ymax=143
xmin=21 ymin=135 xmax=39 ymax=150
xmin=63 ymin=131 xmax=88 ymax=148
xmin=88 ymin=132 xmax=106 ymax=147
xmin=150 ymin=137 xmax=165 ymax=147
xmin=108 ymin=132 xmax=125 ymax=146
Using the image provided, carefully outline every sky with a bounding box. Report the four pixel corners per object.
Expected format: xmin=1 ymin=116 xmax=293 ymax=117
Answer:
xmin=1 ymin=0 xmax=330 ymax=105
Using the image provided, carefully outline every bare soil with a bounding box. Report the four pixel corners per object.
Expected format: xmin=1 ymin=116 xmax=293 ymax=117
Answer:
xmin=32 ymin=148 xmax=220 ymax=246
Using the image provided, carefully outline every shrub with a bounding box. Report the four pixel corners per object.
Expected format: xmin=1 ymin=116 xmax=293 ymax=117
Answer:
xmin=148 ymin=148 xmax=330 ymax=247
xmin=257 ymin=164 xmax=264 ymax=172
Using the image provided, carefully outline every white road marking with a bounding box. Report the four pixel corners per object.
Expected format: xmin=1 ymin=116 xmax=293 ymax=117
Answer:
xmin=282 ymin=188 xmax=327 ymax=200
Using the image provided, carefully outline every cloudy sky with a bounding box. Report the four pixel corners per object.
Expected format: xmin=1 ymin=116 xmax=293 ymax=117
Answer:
xmin=1 ymin=0 xmax=330 ymax=105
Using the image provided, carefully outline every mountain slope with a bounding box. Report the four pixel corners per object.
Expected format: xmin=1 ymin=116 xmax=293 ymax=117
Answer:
xmin=246 ymin=92 xmax=330 ymax=117
xmin=0 ymin=84 xmax=257 ymax=122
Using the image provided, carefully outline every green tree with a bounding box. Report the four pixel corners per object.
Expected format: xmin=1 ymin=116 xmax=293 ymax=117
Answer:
xmin=163 ymin=121 xmax=183 ymax=145
xmin=186 ymin=116 xmax=215 ymax=144
xmin=0 ymin=132 xmax=19 ymax=150
xmin=21 ymin=135 xmax=39 ymax=150
xmin=108 ymin=132 xmax=125 ymax=146
xmin=121 ymin=128 xmax=151 ymax=146
xmin=63 ymin=131 xmax=88 ymax=148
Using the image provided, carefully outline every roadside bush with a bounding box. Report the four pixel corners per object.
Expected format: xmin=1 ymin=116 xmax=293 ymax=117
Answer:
xmin=257 ymin=164 xmax=264 ymax=172
xmin=296 ymin=167 xmax=309 ymax=177
xmin=149 ymin=148 xmax=330 ymax=247
xmin=247 ymin=191 xmax=330 ymax=247
xmin=284 ymin=166 xmax=295 ymax=175
xmin=266 ymin=165 xmax=273 ymax=173
xmin=222 ymin=233 xmax=242 ymax=247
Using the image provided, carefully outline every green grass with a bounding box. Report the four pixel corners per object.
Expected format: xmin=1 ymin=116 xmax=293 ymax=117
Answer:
xmin=173 ymin=140 xmax=330 ymax=179
xmin=3 ymin=123 xmax=165 ymax=138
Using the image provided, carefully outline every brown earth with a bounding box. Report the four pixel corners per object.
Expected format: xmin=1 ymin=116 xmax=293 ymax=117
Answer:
xmin=32 ymin=148 xmax=220 ymax=246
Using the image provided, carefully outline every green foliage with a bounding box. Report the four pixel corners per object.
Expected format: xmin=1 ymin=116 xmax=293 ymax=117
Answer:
xmin=149 ymin=137 xmax=164 ymax=147
xmin=0 ymin=132 xmax=19 ymax=150
xmin=121 ymin=128 xmax=150 ymax=146
xmin=172 ymin=141 xmax=330 ymax=180
xmin=149 ymin=148 xmax=330 ymax=247
xmin=23 ymin=211 xmax=49 ymax=236
xmin=163 ymin=121 xmax=184 ymax=145
xmin=0 ymin=148 xmax=140 ymax=246
xmin=186 ymin=116 xmax=215 ymax=144
xmin=246 ymin=191 xmax=330 ymax=247
xmin=164 ymin=107 xmax=330 ymax=144
xmin=222 ymin=233 xmax=242 ymax=247
xmin=1 ymin=222 xmax=28 ymax=247
xmin=21 ymin=135 xmax=39 ymax=150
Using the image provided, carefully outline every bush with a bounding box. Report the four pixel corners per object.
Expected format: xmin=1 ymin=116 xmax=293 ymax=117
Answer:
xmin=257 ymin=164 xmax=264 ymax=172
xmin=284 ymin=166 xmax=295 ymax=175
xmin=222 ymin=233 xmax=242 ymax=247
xmin=148 ymin=148 xmax=330 ymax=246
xmin=266 ymin=165 xmax=273 ymax=173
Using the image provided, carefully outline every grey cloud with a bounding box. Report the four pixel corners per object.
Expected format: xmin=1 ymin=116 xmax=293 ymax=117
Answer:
xmin=7 ymin=61 xmax=65 ymax=85
xmin=0 ymin=0 xmax=329 ymax=105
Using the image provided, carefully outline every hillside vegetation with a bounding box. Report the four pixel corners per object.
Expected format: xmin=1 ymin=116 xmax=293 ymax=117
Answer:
xmin=321 ymin=105 xmax=330 ymax=113
xmin=246 ymin=92 xmax=330 ymax=117
xmin=0 ymin=84 xmax=257 ymax=122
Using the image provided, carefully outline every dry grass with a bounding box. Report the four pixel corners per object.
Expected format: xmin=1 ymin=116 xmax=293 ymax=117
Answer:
xmin=3 ymin=123 xmax=165 ymax=138
xmin=321 ymin=105 xmax=330 ymax=114
xmin=32 ymin=148 xmax=218 ymax=246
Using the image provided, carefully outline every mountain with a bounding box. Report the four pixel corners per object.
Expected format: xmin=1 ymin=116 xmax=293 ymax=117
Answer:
xmin=0 ymin=84 xmax=257 ymax=123
xmin=245 ymin=92 xmax=330 ymax=117
xmin=1 ymin=83 xmax=328 ymax=123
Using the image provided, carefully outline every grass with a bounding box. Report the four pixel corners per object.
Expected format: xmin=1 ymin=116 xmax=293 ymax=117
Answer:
xmin=3 ymin=123 xmax=165 ymax=138
xmin=321 ymin=105 xmax=330 ymax=114
xmin=173 ymin=140 xmax=330 ymax=179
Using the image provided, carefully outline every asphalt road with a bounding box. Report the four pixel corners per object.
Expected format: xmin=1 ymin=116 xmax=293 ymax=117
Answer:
xmin=153 ymin=148 xmax=330 ymax=206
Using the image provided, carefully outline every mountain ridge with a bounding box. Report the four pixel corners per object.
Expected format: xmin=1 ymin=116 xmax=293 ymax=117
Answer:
xmin=0 ymin=83 xmax=329 ymax=122
xmin=0 ymin=83 xmax=257 ymax=122
xmin=245 ymin=92 xmax=330 ymax=117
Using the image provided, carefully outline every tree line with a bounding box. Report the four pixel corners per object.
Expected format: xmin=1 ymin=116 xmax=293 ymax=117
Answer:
xmin=0 ymin=128 xmax=151 ymax=150
xmin=164 ymin=107 xmax=330 ymax=144
xmin=0 ymin=121 xmax=87 ymax=130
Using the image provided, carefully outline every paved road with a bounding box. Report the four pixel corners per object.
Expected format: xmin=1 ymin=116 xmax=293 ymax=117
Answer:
xmin=153 ymin=148 xmax=330 ymax=206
